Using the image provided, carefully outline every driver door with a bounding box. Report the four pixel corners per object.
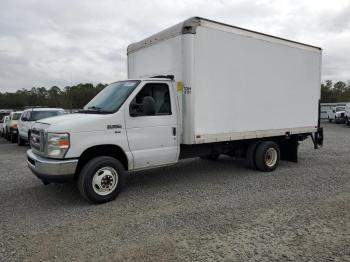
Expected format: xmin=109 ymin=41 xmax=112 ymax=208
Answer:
xmin=125 ymin=82 xmax=179 ymax=169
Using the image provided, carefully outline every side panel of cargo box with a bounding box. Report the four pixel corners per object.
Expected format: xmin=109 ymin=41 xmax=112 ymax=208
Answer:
xmin=192 ymin=25 xmax=321 ymax=143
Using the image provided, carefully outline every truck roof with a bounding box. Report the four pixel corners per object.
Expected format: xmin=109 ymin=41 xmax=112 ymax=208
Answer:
xmin=127 ymin=16 xmax=322 ymax=54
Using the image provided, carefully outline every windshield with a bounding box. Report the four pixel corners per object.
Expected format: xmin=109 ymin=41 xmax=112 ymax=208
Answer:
xmin=12 ymin=113 xmax=22 ymax=120
xmin=336 ymin=107 xmax=345 ymax=112
xmin=83 ymin=80 xmax=140 ymax=113
xmin=31 ymin=110 xmax=64 ymax=121
xmin=0 ymin=112 xmax=10 ymax=121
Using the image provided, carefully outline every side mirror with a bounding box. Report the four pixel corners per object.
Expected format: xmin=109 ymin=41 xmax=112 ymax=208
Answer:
xmin=332 ymin=110 xmax=335 ymax=113
xmin=142 ymin=96 xmax=156 ymax=116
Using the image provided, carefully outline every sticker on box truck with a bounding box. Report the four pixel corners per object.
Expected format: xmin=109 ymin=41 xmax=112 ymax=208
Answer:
xmin=184 ymin=86 xmax=191 ymax=95
xmin=177 ymin=81 xmax=183 ymax=92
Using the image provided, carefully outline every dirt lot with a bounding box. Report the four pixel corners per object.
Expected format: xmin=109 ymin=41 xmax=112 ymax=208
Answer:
xmin=0 ymin=122 xmax=349 ymax=261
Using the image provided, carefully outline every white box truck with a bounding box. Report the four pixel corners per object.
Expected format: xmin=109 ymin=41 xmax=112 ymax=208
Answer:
xmin=27 ymin=17 xmax=323 ymax=203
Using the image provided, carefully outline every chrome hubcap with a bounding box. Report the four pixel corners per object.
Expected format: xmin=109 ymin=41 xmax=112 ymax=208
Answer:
xmin=265 ymin=148 xmax=277 ymax=167
xmin=92 ymin=167 xmax=118 ymax=196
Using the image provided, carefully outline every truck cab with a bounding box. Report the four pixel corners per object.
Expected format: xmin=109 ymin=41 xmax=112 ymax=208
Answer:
xmin=327 ymin=106 xmax=345 ymax=123
xmin=27 ymin=78 xmax=180 ymax=203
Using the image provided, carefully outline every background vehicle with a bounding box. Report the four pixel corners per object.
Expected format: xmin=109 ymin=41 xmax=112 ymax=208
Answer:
xmin=5 ymin=111 xmax=23 ymax=143
xmin=345 ymin=103 xmax=350 ymax=126
xmin=27 ymin=17 xmax=323 ymax=204
xmin=0 ymin=110 xmax=11 ymax=123
xmin=1 ymin=115 xmax=10 ymax=137
xmin=327 ymin=106 xmax=345 ymax=123
xmin=18 ymin=108 xmax=65 ymax=146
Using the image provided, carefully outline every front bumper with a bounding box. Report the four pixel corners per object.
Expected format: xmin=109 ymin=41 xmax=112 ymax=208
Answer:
xmin=335 ymin=117 xmax=345 ymax=123
xmin=27 ymin=149 xmax=78 ymax=182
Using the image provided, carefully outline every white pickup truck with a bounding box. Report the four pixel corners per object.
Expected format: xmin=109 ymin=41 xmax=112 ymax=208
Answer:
xmin=27 ymin=17 xmax=323 ymax=203
xmin=327 ymin=106 xmax=346 ymax=123
xmin=345 ymin=103 xmax=350 ymax=126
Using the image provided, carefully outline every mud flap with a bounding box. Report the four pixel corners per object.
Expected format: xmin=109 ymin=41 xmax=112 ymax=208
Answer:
xmin=279 ymin=138 xmax=299 ymax=163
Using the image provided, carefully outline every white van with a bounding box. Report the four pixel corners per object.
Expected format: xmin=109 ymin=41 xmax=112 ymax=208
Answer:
xmin=18 ymin=108 xmax=65 ymax=145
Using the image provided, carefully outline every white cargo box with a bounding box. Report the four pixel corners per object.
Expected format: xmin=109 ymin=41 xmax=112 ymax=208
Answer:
xmin=128 ymin=17 xmax=322 ymax=145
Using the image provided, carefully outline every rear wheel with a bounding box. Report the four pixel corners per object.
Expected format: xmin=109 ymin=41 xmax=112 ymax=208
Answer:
xmin=246 ymin=141 xmax=261 ymax=169
xmin=255 ymin=141 xmax=280 ymax=172
xmin=346 ymin=117 xmax=350 ymax=126
xmin=78 ymin=156 xmax=127 ymax=204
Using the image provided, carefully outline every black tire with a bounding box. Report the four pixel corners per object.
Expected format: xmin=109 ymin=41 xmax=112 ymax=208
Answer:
xmin=200 ymin=153 xmax=220 ymax=160
xmin=17 ymin=135 xmax=25 ymax=146
xmin=328 ymin=118 xmax=332 ymax=123
xmin=246 ymin=140 xmax=261 ymax=169
xmin=255 ymin=141 xmax=280 ymax=172
xmin=10 ymin=133 xmax=17 ymax=143
xmin=346 ymin=118 xmax=350 ymax=126
xmin=78 ymin=156 xmax=126 ymax=204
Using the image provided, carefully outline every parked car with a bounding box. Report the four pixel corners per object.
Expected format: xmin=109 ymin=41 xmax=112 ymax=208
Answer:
xmin=1 ymin=115 xmax=10 ymax=137
xmin=17 ymin=108 xmax=65 ymax=145
xmin=5 ymin=111 xmax=23 ymax=142
xmin=26 ymin=17 xmax=323 ymax=204
xmin=327 ymin=106 xmax=345 ymax=123
xmin=0 ymin=110 xmax=11 ymax=124
xmin=345 ymin=103 xmax=350 ymax=126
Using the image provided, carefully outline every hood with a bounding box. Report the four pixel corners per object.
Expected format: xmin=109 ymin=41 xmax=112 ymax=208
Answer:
xmin=36 ymin=111 xmax=125 ymax=133
xmin=335 ymin=111 xmax=345 ymax=116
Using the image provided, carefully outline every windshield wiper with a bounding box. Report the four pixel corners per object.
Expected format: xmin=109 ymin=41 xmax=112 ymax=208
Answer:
xmin=77 ymin=106 xmax=112 ymax=114
xmin=88 ymin=106 xmax=103 ymax=110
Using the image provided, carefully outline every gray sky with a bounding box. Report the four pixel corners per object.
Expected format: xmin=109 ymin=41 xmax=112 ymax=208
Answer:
xmin=0 ymin=0 xmax=349 ymax=92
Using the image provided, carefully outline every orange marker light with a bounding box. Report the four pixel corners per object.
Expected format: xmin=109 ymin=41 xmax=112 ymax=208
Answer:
xmin=58 ymin=140 xmax=69 ymax=147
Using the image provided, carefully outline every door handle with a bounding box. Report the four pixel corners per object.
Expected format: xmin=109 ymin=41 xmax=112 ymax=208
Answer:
xmin=172 ymin=127 xmax=176 ymax=136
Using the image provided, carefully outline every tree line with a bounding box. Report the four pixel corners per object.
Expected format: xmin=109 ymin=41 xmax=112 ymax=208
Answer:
xmin=0 ymin=80 xmax=349 ymax=110
xmin=0 ymin=83 xmax=107 ymax=110
xmin=321 ymin=80 xmax=350 ymax=103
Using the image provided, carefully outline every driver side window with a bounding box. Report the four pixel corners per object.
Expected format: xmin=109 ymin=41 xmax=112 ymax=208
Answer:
xmin=130 ymin=83 xmax=172 ymax=117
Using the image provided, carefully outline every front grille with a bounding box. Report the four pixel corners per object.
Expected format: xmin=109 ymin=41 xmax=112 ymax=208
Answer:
xmin=30 ymin=129 xmax=44 ymax=153
xmin=341 ymin=113 xmax=344 ymax=118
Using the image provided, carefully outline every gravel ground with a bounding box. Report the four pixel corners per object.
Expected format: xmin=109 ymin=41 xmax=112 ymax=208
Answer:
xmin=0 ymin=122 xmax=349 ymax=261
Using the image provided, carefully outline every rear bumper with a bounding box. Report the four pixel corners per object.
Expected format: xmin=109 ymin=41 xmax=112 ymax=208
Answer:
xmin=27 ymin=149 xmax=78 ymax=182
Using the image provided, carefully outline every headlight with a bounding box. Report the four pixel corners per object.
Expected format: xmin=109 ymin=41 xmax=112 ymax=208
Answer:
xmin=47 ymin=133 xmax=70 ymax=158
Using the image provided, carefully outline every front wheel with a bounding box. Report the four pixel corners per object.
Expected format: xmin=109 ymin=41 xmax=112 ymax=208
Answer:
xmin=255 ymin=141 xmax=280 ymax=172
xmin=346 ymin=117 xmax=350 ymax=126
xmin=78 ymin=156 xmax=127 ymax=204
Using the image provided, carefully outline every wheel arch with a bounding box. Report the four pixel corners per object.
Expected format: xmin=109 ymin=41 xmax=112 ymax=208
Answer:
xmin=74 ymin=144 xmax=129 ymax=180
